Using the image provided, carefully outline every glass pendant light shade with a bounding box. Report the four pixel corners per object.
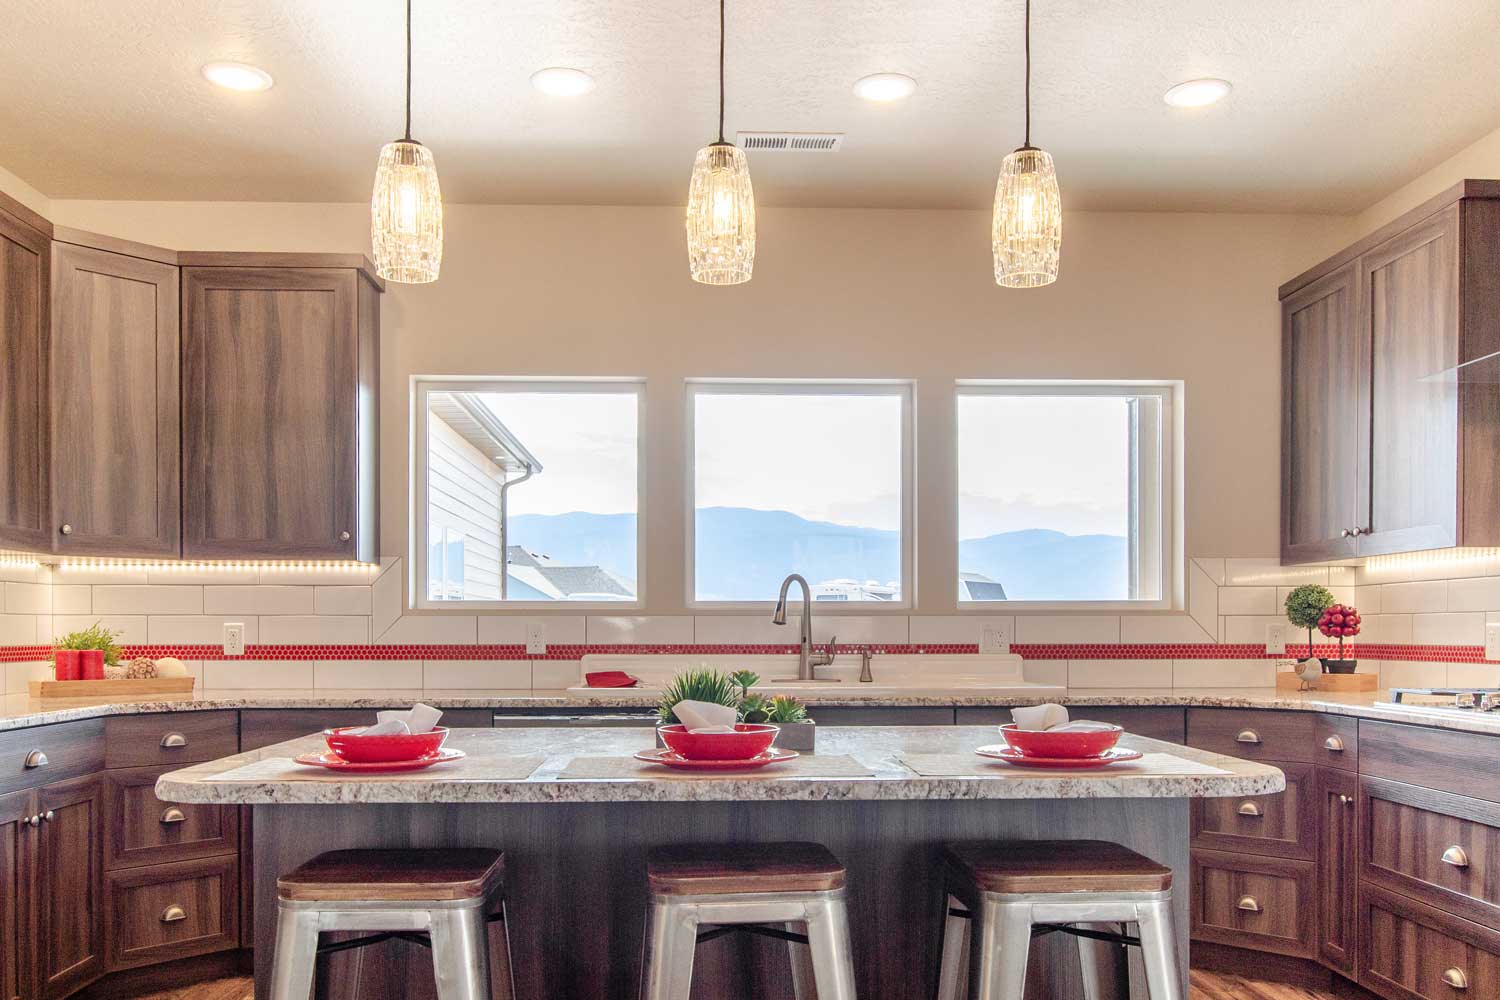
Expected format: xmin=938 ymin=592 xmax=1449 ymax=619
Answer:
xmin=992 ymin=146 xmax=1061 ymax=288
xmin=371 ymin=139 xmax=444 ymax=283
xmin=686 ymin=142 xmax=756 ymax=285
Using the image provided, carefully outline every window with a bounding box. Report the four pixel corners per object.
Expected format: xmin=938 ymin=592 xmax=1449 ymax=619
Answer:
xmin=956 ymin=383 xmax=1175 ymax=605
xmin=414 ymin=379 xmax=642 ymax=607
xmin=688 ymin=381 xmax=912 ymax=605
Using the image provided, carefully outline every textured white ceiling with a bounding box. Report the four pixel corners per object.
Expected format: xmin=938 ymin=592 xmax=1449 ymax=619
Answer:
xmin=4 ymin=0 xmax=1500 ymax=212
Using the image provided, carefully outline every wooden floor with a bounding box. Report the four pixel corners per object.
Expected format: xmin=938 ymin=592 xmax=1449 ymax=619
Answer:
xmin=151 ymin=969 xmax=1339 ymax=1000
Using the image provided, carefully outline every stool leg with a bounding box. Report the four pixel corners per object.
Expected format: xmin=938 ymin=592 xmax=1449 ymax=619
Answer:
xmin=804 ymin=896 xmax=858 ymax=1000
xmin=1075 ymin=923 xmax=1112 ymax=1000
xmin=936 ymin=894 xmax=969 ymax=1000
xmin=970 ymin=898 xmax=1031 ymax=1000
xmin=641 ymin=898 xmax=698 ymax=1000
xmin=783 ymin=921 xmax=816 ymax=1000
xmin=430 ymin=905 xmax=492 ymax=1000
xmin=1135 ymin=899 xmax=1183 ymax=1000
xmin=268 ymin=905 xmax=319 ymax=1000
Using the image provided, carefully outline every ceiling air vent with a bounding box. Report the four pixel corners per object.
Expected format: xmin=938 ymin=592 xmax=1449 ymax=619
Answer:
xmin=735 ymin=131 xmax=844 ymax=153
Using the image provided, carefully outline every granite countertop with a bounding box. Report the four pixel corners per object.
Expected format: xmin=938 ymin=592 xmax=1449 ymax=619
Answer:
xmin=153 ymin=727 xmax=1284 ymax=805
xmin=5 ymin=686 xmax=1500 ymax=735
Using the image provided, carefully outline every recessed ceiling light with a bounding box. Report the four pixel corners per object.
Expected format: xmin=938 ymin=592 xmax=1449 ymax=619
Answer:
xmin=530 ymin=67 xmax=596 ymax=97
xmin=1163 ymin=78 xmax=1232 ymax=108
xmin=853 ymin=73 xmax=917 ymax=102
xmin=201 ymin=61 xmax=274 ymax=92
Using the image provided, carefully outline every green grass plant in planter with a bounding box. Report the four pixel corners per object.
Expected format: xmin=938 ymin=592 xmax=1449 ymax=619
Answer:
xmin=54 ymin=621 xmax=124 ymax=666
xmin=656 ymin=668 xmax=742 ymax=724
xmin=1284 ymin=584 xmax=1335 ymax=667
xmin=738 ymin=692 xmax=773 ymax=723
xmin=766 ymin=695 xmax=808 ymax=724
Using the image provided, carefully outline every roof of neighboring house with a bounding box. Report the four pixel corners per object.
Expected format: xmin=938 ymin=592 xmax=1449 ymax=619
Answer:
xmin=506 ymin=546 xmax=634 ymax=599
xmin=959 ymin=571 xmax=1007 ymax=601
xmin=429 ymin=392 xmax=543 ymax=474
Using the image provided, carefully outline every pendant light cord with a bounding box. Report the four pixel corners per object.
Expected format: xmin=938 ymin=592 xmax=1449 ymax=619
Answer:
xmin=1023 ymin=0 xmax=1031 ymax=148
xmin=404 ymin=0 xmax=413 ymax=141
xmin=717 ymin=0 xmax=727 ymax=143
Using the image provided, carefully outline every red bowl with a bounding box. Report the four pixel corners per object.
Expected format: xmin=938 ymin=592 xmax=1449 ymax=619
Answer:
xmin=323 ymin=726 xmax=449 ymax=763
xmin=999 ymin=723 xmax=1123 ymax=759
xmin=657 ymin=723 xmax=778 ymax=761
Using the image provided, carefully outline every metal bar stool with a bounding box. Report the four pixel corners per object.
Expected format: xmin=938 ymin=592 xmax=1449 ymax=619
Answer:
xmin=640 ymin=842 xmax=857 ymax=1000
xmin=269 ymin=848 xmax=515 ymax=1000
xmin=935 ymin=840 xmax=1182 ymax=1000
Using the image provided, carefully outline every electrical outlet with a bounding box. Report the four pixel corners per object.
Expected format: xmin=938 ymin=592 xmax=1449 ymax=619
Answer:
xmin=223 ymin=622 xmax=245 ymax=657
xmin=1265 ymin=623 xmax=1287 ymax=655
xmin=980 ymin=624 xmax=1011 ymax=655
xmin=1487 ymin=623 xmax=1500 ymax=662
xmin=526 ymin=622 xmax=547 ymax=655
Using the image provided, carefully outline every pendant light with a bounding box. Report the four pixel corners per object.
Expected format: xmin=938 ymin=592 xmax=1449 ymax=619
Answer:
xmin=685 ymin=0 xmax=756 ymax=285
xmin=371 ymin=0 xmax=444 ymax=284
xmin=992 ymin=0 xmax=1061 ymax=288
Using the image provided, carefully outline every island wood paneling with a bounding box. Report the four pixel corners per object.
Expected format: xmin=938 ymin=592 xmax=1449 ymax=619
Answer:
xmin=0 ymin=201 xmax=52 ymax=551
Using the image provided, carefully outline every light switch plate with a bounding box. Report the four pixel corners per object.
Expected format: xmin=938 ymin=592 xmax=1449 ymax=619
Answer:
xmin=1486 ymin=623 xmax=1500 ymax=662
xmin=223 ymin=622 xmax=245 ymax=657
xmin=1265 ymin=624 xmax=1287 ymax=655
xmin=526 ymin=623 xmax=547 ymax=655
xmin=980 ymin=625 xmax=1011 ymax=655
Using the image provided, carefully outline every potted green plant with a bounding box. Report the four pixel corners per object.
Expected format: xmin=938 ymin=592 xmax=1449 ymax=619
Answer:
xmin=54 ymin=622 xmax=122 ymax=681
xmin=1284 ymin=584 xmax=1334 ymax=672
xmin=1317 ymin=603 xmax=1362 ymax=673
xmin=655 ymin=667 xmax=816 ymax=750
xmin=765 ymin=694 xmax=814 ymax=751
xmin=656 ymin=668 xmax=741 ymax=724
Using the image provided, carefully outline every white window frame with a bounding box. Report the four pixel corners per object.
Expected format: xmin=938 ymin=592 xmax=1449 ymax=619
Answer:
xmin=411 ymin=376 xmax=647 ymax=611
xmin=954 ymin=380 xmax=1184 ymax=612
xmin=684 ymin=379 xmax=916 ymax=612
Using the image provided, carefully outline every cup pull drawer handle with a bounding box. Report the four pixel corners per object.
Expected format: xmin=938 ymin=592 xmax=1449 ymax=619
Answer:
xmin=1323 ymin=735 xmax=1345 ymax=752
xmin=1236 ymin=895 xmax=1261 ymax=913
xmin=160 ymin=807 xmax=186 ymax=825
xmin=1237 ymin=801 xmax=1263 ymax=817
xmin=23 ymin=750 xmax=47 ymax=768
xmin=1235 ymin=729 xmax=1261 ymax=745
xmin=1442 ymin=967 xmax=1469 ymax=989
xmin=160 ymin=905 xmax=187 ymax=924
xmin=1442 ymin=846 xmax=1470 ymax=869
xmin=160 ymin=733 xmax=188 ymax=749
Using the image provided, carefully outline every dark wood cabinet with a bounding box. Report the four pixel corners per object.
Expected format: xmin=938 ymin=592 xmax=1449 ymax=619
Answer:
xmin=103 ymin=855 xmax=238 ymax=971
xmin=0 ymin=195 xmax=52 ymax=553
xmin=1360 ymin=883 xmax=1500 ymax=1000
xmin=1317 ymin=766 xmax=1358 ymax=975
xmin=105 ymin=767 xmax=238 ymax=871
xmin=1191 ymin=760 xmax=1316 ymax=861
xmin=32 ymin=776 xmax=104 ymax=999
xmin=1 ymin=788 xmax=34 ymax=1000
xmin=181 ymin=260 xmax=381 ymax=561
xmin=1191 ymin=849 xmax=1317 ymax=958
xmin=48 ymin=239 xmax=180 ymax=557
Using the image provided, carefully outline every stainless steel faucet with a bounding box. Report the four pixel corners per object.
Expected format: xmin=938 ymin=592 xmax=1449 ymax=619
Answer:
xmin=772 ymin=573 xmax=838 ymax=681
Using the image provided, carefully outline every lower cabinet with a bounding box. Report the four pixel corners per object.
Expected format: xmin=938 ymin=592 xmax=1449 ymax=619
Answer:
xmin=33 ymin=776 xmax=105 ymax=1000
xmin=1360 ymin=883 xmax=1500 ymax=999
xmin=1 ymin=788 xmax=33 ymax=1000
xmin=1191 ymin=760 xmax=1316 ymax=860
xmin=104 ymin=856 xmax=239 ymax=971
xmin=1191 ymin=848 xmax=1317 ymax=958
xmin=1316 ymin=766 xmax=1358 ymax=975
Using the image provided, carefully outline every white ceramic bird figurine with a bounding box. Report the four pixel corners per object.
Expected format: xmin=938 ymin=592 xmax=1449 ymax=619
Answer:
xmin=1295 ymin=657 xmax=1323 ymax=691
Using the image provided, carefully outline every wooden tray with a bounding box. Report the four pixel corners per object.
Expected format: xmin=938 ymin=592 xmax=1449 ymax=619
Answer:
xmin=29 ymin=676 xmax=196 ymax=698
xmin=1275 ymin=670 xmax=1377 ymax=692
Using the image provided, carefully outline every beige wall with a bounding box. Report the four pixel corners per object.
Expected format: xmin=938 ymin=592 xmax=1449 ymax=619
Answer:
xmin=0 ymin=166 xmax=49 ymax=219
xmin=1355 ymin=124 xmax=1500 ymax=232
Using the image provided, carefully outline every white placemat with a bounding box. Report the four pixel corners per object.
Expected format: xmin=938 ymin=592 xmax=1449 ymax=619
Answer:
xmin=559 ymin=753 xmax=873 ymax=780
xmin=210 ymin=755 xmax=544 ymax=783
xmin=897 ymin=752 xmax=1232 ymax=778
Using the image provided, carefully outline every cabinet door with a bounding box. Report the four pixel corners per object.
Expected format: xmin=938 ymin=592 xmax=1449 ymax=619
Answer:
xmin=0 ymin=210 xmax=51 ymax=552
xmin=1281 ymin=261 xmax=1361 ymax=562
xmin=33 ymin=776 xmax=103 ymax=999
xmin=1317 ymin=766 xmax=1358 ymax=975
xmin=1357 ymin=206 xmax=1460 ymax=556
xmin=181 ymin=266 xmax=359 ymax=559
xmin=50 ymin=243 xmax=180 ymax=557
xmin=0 ymin=789 xmax=36 ymax=1000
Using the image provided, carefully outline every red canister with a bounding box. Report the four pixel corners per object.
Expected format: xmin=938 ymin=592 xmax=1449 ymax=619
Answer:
xmin=78 ymin=649 xmax=105 ymax=680
xmin=53 ymin=649 xmax=81 ymax=681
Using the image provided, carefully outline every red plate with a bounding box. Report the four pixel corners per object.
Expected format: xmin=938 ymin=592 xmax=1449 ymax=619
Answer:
xmin=975 ymin=745 xmax=1143 ymax=769
xmin=633 ymin=747 xmax=798 ymax=771
xmin=293 ymin=748 xmax=466 ymax=772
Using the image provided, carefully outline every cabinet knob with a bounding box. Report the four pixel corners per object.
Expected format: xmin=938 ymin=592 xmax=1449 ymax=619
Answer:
xmin=160 ymin=807 xmax=186 ymax=825
xmin=1236 ymin=895 xmax=1261 ymax=913
xmin=1351 ymin=526 xmax=1366 ymax=536
xmin=25 ymin=815 xmax=40 ymax=828
xmin=59 ymin=523 xmax=72 ymax=536
xmin=41 ymin=811 xmax=53 ymax=823
xmin=1339 ymin=794 xmax=1353 ymax=806
xmin=1441 ymin=845 xmax=1470 ymax=869
xmin=160 ymin=732 xmax=188 ymax=749
xmin=160 ymin=904 xmax=187 ymax=924
xmin=1235 ymin=729 xmax=1262 ymax=745
xmin=339 ymin=530 xmax=351 ymax=541
xmin=1442 ymin=967 xmax=1469 ymax=989
xmin=1341 ymin=528 xmax=1352 ymax=538
xmin=1237 ymin=801 xmax=1263 ymax=817
xmin=23 ymin=750 xmax=47 ymax=769
xmin=1323 ymin=735 xmax=1345 ymax=752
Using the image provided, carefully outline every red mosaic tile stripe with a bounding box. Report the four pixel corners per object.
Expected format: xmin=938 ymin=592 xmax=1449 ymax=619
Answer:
xmin=0 ymin=645 xmax=52 ymax=663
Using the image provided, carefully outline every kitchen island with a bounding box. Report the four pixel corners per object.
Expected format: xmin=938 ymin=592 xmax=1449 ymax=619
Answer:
xmin=159 ymin=726 xmax=1282 ymax=1000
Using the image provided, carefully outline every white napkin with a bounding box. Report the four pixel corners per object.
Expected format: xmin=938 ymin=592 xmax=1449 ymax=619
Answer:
xmin=372 ymin=703 xmax=443 ymax=735
xmin=672 ymin=700 xmax=739 ymax=733
xmin=1010 ymin=704 xmax=1119 ymax=733
xmin=358 ymin=719 xmax=411 ymax=736
xmin=1050 ymin=721 xmax=1121 ymax=733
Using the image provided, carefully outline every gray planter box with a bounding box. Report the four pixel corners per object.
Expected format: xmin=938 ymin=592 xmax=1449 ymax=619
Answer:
xmin=773 ymin=721 xmax=816 ymax=752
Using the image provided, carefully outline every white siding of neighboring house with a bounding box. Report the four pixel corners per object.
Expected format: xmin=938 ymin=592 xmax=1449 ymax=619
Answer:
xmin=428 ymin=416 xmax=504 ymax=600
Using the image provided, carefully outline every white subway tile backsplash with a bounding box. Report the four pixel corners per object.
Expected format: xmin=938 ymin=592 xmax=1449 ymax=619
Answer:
xmin=809 ymin=616 xmax=908 ymax=645
xmin=202 ymin=659 xmax=314 ymax=689
xmin=50 ymin=614 xmax=147 ymax=645
xmin=1217 ymin=587 xmax=1276 ymax=615
xmin=1171 ymin=659 xmax=1276 ymax=688
xmin=50 ymin=585 xmax=91 ymax=614
xmin=693 ymin=615 xmax=802 ymax=645
xmin=1411 ymin=612 xmax=1486 ymax=646
xmin=1379 ymin=660 xmax=1447 ymax=688
xmin=93 ymin=585 xmax=202 ymax=615
xmin=1188 ymin=563 xmax=1218 ymax=638
xmin=1446 ymin=577 xmax=1500 ymax=613
xmin=1362 ymin=614 xmax=1413 ymax=644
xmin=204 ymin=586 xmax=315 ymax=615
xmin=531 ymin=658 xmax=582 ymax=690
xmin=256 ymin=565 xmax=383 ymax=586
xmin=1224 ymin=559 xmax=1327 ymax=587
xmin=423 ymin=659 xmax=532 ymax=689
xmin=1380 ymin=581 xmax=1447 ymax=615
xmin=375 ymin=615 xmax=473 ymax=645
xmin=0 ymin=615 xmax=37 ymax=645
xmin=260 ymin=616 xmax=370 ymax=645
xmin=148 ymin=616 xmax=260 ymax=645
xmin=1191 ymin=558 xmax=1226 ymax=586
xmin=1353 ymin=586 xmax=1383 ymax=614
xmin=314 ymin=586 xmax=373 ymax=616
xmin=147 ymin=567 xmax=259 ymax=586
xmin=1020 ymin=659 xmax=1067 ymax=686
xmin=4 ymin=660 xmax=50 ymax=693
xmin=52 ymin=566 xmax=148 ymax=585
xmin=1448 ymin=663 xmax=1500 ymax=688
xmin=478 ymin=616 xmax=586 ymax=645
xmin=1067 ymin=658 xmax=1171 ymax=688
xmin=314 ymin=659 xmax=422 ymax=689
xmin=1119 ymin=615 xmax=1213 ymax=644
xmin=1016 ymin=616 xmax=1119 ymax=645
xmin=371 ymin=565 xmax=403 ymax=639
xmin=586 ymin=616 xmax=694 ymax=645
xmin=3 ymin=582 xmax=51 ymax=614
xmin=908 ymin=616 xmax=1014 ymax=646
xmin=1221 ymin=616 xmax=1287 ymax=645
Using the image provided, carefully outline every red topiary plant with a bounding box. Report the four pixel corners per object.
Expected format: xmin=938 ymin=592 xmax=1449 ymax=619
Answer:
xmin=1317 ymin=603 xmax=1361 ymax=660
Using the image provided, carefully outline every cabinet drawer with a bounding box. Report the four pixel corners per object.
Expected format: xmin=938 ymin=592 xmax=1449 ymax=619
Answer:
xmin=1360 ymin=882 xmax=1500 ymax=1000
xmin=1314 ymin=714 xmax=1357 ymax=770
xmin=105 ymin=765 xmax=238 ymax=870
xmin=1187 ymin=709 xmax=1316 ymax=763
xmin=1361 ymin=776 xmax=1500 ymax=931
xmin=0 ymin=719 xmax=104 ymax=795
xmin=105 ymin=711 xmax=238 ymax=768
xmin=1360 ymin=721 xmax=1500 ymax=804
xmin=104 ymin=855 xmax=239 ymax=971
xmin=1191 ymin=849 xmax=1316 ymax=958
xmin=1192 ymin=761 xmax=1315 ymax=860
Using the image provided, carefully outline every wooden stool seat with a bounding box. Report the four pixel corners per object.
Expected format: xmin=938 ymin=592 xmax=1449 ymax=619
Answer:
xmin=944 ymin=839 xmax=1172 ymax=895
xmin=277 ymin=847 xmax=505 ymax=902
xmin=647 ymin=842 xmax=846 ymax=896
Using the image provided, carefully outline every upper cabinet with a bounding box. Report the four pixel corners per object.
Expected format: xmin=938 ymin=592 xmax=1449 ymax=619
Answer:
xmin=50 ymin=234 xmax=180 ymax=557
xmin=180 ymin=257 xmax=381 ymax=562
xmin=1280 ymin=181 xmax=1500 ymax=564
xmin=0 ymin=195 xmax=52 ymax=552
